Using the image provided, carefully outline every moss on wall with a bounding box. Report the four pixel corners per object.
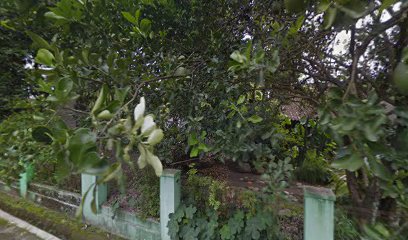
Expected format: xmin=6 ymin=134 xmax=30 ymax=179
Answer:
xmin=0 ymin=193 xmax=124 ymax=240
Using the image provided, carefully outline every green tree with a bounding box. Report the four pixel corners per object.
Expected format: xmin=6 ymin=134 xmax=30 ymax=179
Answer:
xmin=1 ymin=0 xmax=407 ymax=237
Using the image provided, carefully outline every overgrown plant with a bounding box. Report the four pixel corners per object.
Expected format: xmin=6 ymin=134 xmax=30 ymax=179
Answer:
xmin=168 ymin=159 xmax=292 ymax=239
xmin=294 ymin=149 xmax=331 ymax=184
xmin=0 ymin=111 xmax=57 ymax=184
xmin=1 ymin=0 xmax=408 ymax=235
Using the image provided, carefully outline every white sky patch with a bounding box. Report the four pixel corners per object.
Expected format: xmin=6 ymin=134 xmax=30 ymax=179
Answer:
xmin=242 ymin=33 xmax=253 ymax=41
xmin=333 ymin=30 xmax=350 ymax=55
xmin=381 ymin=1 xmax=402 ymax=22
xmin=331 ymin=1 xmax=401 ymax=56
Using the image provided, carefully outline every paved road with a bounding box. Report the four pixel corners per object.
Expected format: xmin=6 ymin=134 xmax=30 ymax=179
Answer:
xmin=0 ymin=218 xmax=41 ymax=240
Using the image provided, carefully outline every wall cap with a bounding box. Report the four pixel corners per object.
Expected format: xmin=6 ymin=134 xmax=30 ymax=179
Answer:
xmin=304 ymin=186 xmax=336 ymax=201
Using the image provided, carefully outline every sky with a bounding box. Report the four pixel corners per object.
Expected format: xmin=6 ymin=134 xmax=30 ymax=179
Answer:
xmin=332 ymin=2 xmax=402 ymax=55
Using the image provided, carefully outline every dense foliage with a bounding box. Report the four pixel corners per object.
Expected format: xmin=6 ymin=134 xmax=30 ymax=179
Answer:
xmin=1 ymin=0 xmax=408 ymax=237
xmin=0 ymin=110 xmax=57 ymax=184
xmin=168 ymin=164 xmax=289 ymax=240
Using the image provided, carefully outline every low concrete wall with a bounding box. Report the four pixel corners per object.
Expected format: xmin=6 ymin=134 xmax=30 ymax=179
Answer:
xmin=0 ymin=178 xmax=163 ymax=239
xmin=2 ymin=170 xmax=338 ymax=240
xmin=0 ymin=180 xmax=80 ymax=216
xmin=97 ymin=205 xmax=160 ymax=239
xmin=81 ymin=169 xmax=181 ymax=240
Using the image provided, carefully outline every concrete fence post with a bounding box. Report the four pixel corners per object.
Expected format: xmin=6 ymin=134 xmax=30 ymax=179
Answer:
xmin=81 ymin=173 xmax=108 ymax=220
xmin=160 ymin=169 xmax=181 ymax=240
xmin=304 ymin=186 xmax=336 ymax=240
xmin=19 ymin=172 xmax=28 ymax=198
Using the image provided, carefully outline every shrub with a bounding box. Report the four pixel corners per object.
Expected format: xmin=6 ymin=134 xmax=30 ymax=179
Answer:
xmin=131 ymin=167 xmax=160 ymax=219
xmin=335 ymin=209 xmax=360 ymax=240
xmin=0 ymin=111 xmax=57 ymax=184
xmin=168 ymin=164 xmax=287 ymax=239
xmin=294 ymin=149 xmax=331 ymax=184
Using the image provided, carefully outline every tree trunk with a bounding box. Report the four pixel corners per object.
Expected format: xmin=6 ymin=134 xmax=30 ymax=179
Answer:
xmin=346 ymin=170 xmax=381 ymax=226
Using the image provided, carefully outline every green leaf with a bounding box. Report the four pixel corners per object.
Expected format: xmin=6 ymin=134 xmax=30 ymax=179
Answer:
xmin=57 ymin=78 xmax=74 ymax=97
xmin=363 ymin=223 xmax=390 ymax=240
xmin=237 ymin=95 xmax=246 ymax=105
xmin=68 ymin=128 xmax=98 ymax=166
xmin=229 ymin=210 xmax=244 ymax=235
xmin=26 ymin=31 xmax=51 ymax=50
xmin=122 ymin=11 xmax=137 ymax=24
xmin=393 ymin=62 xmax=408 ymax=94
xmin=342 ymin=118 xmax=358 ymax=131
xmin=247 ymin=115 xmax=263 ymax=123
xmin=369 ymin=158 xmax=391 ymax=181
xmin=190 ymin=147 xmax=199 ymax=157
xmin=318 ymin=0 xmax=331 ymax=13
xmin=363 ymin=125 xmax=380 ymax=142
xmin=96 ymin=110 xmax=113 ymax=120
xmin=98 ymin=163 xmax=122 ymax=183
xmin=44 ymin=11 xmax=68 ymax=21
xmin=284 ymin=0 xmax=307 ymax=14
xmin=379 ymin=0 xmax=396 ymax=13
xmin=245 ymin=41 xmax=252 ymax=61
xmin=198 ymin=142 xmax=209 ymax=152
xmin=230 ymin=51 xmax=246 ymax=63
xmin=91 ymin=197 xmax=97 ymax=214
xmin=220 ymin=225 xmax=232 ymax=240
xmin=0 ymin=19 xmax=15 ymax=31
xmin=137 ymin=144 xmax=148 ymax=169
xmin=401 ymin=47 xmax=408 ymax=63
xmin=140 ymin=18 xmax=152 ymax=35
xmin=141 ymin=0 xmax=155 ymax=7
xmin=144 ymin=149 xmax=163 ymax=176
xmin=288 ymin=15 xmax=305 ymax=35
xmin=332 ymin=152 xmax=364 ymax=171
xmin=245 ymin=216 xmax=262 ymax=239
xmin=135 ymin=9 xmax=141 ymax=25
xmin=47 ymin=0 xmax=84 ymax=21
xmin=81 ymin=49 xmax=89 ymax=65
xmin=55 ymin=151 xmax=71 ymax=180
xmin=323 ymin=7 xmax=337 ymax=29
xmin=77 ymin=151 xmax=101 ymax=172
xmin=105 ymin=100 xmax=121 ymax=113
xmin=174 ymin=67 xmax=188 ymax=76
xmin=92 ymin=84 xmax=108 ymax=114
xmin=184 ymin=206 xmax=196 ymax=219
xmin=336 ymin=1 xmax=367 ymax=19
xmin=32 ymin=126 xmax=53 ymax=144
xmin=35 ymin=49 xmax=55 ymax=66
xmin=114 ymin=86 xmax=130 ymax=104
xmin=188 ymin=133 xmax=198 ymax=146
xmin=76 ymin=182 xmax=94 ymax=218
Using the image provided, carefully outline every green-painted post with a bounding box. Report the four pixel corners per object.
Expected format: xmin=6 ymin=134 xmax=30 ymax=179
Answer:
xmin=304 ymin=186 xmax=336 ymax=240
xmin=81 ymin=173 xmax=108 ymax=220
xmin=19 ymin=172 xmax=27 ymax=198
xmin=160 ymin=169 xmax=181 ymax=240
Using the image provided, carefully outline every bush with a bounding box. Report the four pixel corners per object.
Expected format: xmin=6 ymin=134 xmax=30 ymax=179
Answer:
xmin=335 ymin=209 xmax=360 ymax=240
xmin=168 ymin=165 xmax=285 ymax=240
xmin=131 ymin=167 xmax=160 ymax=219
xmin=294 ymin=149 xmax=331 ymax=184
xmin=108 ymin=166 xmax=160 ymax=219
xmin=0 ymin=111 xmax=57 ymax=184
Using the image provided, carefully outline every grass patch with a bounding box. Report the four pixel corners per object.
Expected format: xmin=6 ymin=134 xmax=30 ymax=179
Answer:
xmin=0 ymin=217 xmax=8 ymax=226
xmin=0 ymin=193 xmax=124 ymax=240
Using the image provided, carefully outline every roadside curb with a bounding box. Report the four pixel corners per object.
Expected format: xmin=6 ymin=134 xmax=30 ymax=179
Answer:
xmin=0 ymin=208 xmax=61 ymax=240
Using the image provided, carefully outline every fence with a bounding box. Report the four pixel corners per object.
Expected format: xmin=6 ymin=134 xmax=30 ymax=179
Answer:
xmin=6 ymin=169 xmax=336 ymax=240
